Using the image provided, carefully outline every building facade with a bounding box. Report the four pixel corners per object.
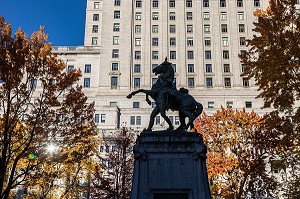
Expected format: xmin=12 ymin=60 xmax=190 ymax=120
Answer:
xmin=53 ymin=0 xmax=276 ymax=133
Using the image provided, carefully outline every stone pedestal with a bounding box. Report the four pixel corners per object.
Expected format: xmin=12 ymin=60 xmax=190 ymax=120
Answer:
xmin=130 ymin=130 xmax=211 ymax=199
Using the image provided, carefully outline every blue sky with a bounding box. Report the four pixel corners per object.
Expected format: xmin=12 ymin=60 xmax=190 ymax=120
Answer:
xmin=0 ymin=0 xmax=86 ymax=46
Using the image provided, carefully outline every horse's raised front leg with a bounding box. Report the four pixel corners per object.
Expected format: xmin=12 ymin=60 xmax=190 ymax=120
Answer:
xmin=127 ymin=89 xmax=151 ymax=99
xmin=146 ymin=106 xmax=160 ymax=131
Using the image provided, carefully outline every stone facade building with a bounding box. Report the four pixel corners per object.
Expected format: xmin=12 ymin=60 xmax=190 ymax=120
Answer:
xmin=53 ymin=0 xmax=278 ymax=133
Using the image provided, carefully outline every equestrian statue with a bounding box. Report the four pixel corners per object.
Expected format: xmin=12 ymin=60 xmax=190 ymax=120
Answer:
xmin=127 ymin=57 xmax=203 ymax=131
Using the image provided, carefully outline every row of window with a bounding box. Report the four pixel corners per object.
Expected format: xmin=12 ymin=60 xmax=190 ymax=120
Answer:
xmin=132 ymin=36 xmax=246 ymax=47
xmin=67 ymin=64 xmax=92 ymax=73
xmin=133 ymin=24 xmax=245 ymax=35
xmin=100 ymin=145 xmax=116 ymax=153
xmin=134 ymin=11 xmax=245 ymax=21
xmin=207 ymin=101 xmax=253 ymax=109
xmin=131 ymin=0 xmax=261 ymax=8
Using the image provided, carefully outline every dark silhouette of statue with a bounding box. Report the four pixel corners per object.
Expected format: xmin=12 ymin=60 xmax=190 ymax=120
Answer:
xmin=127 ymin=57 xmax=203 ymax=131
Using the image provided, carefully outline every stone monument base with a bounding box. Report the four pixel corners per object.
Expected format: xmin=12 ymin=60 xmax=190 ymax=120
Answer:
xmin=130 ymin=130 xmax=211 ymax=199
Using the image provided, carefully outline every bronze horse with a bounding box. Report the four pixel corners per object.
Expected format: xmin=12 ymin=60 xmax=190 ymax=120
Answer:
xmin=127 ymin=58 xmax=203 ymax=131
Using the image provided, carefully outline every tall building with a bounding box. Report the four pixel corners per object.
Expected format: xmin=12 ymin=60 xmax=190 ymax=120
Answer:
xmin=53 ymin=0 xmax=275 ymax=133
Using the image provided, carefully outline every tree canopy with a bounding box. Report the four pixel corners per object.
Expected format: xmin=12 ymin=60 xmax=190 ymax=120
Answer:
xmin=0 ymin=16 xmax=98 ymax=199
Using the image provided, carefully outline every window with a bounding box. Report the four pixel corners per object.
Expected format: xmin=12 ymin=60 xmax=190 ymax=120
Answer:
xmin=170 ymin=51 xmax=176 ymax=59
xmin=135 ymin=51 xmax=141 ymax=59
xmin=130 ymin=116 xmax=135 ymax=125
xmin=220 ymin=12 xmax=227 ymax=20
xmin=111 ymin=77 xmax=118 ymax=88
xmin=188 ymin=64 xmax=194 ymax=73
xmin=114 ymin=11 xmax=120 ymax=19
xmin=240 ymin=50 xmax=246 ymax=57
xmin=112 ymin=49 xmax=119 ymax=58
xmin=111 ymin=101 xmax=118 ymax=107
xmin=170 ymin=37 xmax=176 ymax=46
xmin=205 ymin=51 xmax=211 ymax=59
xmin=152 ymin=51 xmax=159 ymax=59
xmin=175 ymin=116 xmax=180 ymax=125
xmin=226 ymin=101 xmax=233 ymax=108
xmin=152 ymin=38 xmax=158 ymax=46
xmin=204 ymin=37 xmax=211 ymax=46
xmin=254 ymin=0 xmax=260 ymax=7
xmin=187 ymin=51 xmax=194 ymax=59
xmin=237 ymin=0 xmax=243 ymax=7
xmin=152 ymin=12 xmax=158 ymax=20
xmin=222 ymin=37 xmax=228 ymax=46
xmin=204 ymin=12 xmax=210 ymax=20
xmin=112 ymin=146 xmax=116 ymax=152
xmin=224 ymin=64 xmax=230 ymax=73
xmin=224 ymin=77 xmax=231 ymax=87
xmin=115 ymin=0 xmax=120 ymax=6
xmin=238 ymin=12 xmax=244 ymax=20
xmin=204 ymin=25 xmax=210 ymax=33
xmin=85 ymin=64 xmax=91 ymax=73
xmin=152 ymin=25 xmax=158 ymax=33
xmin=239 ymin=24 xmax=245 ymax=32
xmin=94 ymin=2 xmax=100 ymax=9
xmin=188 ymin=78 xmax=194 ymax=87
xmin=296 ymin=0 xmax=300 ymax=4
xmin=243 ymin=77 xmax=250 ymax=87
xmin=245 ymin=101 xmax=252 ymax=108
xmin=169 ymin=12 xmax=176 ymax=20
xmin=135 ymin=38 xmax=141 ymax=46
xmin=186 ymin=0 xmax=192 ymax=7
xmin=187 ymin=25 xmax=193 ymax=33
xmin=152 ymin=78 xmax=158 ymax=85
xmin=152 ymin=64 xmax=158 ymax=70
xmin=223 ymin=50 xmax=229 ymax=59
xmin=136 ymin=0 xmax=142 ymax=7
xmin=93 ymin=14 xmax=99 ymax=21
xmin=136 ymin=116 xmax=141 ymax=125
xmin=101 ymin=114 xmax=106 ymax=123
xmin=152 ymin=102 xmax=156 ymax=109
xmin=92 ymin=37 xmax=98 ymax=45
xmin=240 ymin=37 xmax=246 ymax=45
xmin=67 ymin=65 xmax=74 ymax=71
xmin=220 ymin=0 xmax=226 ymax=7
xmin=153 ymin=0 xmax=158 ymax=7
xmin=169 ymin=0 xmax=175 ymax=7
xmin=135 ymin=12 xmax=141 ymax=20
xmin=113 ymin=23 xmax=120 ymax=31
xmin=134 ymin=78 xmax=140 ymax=88
xmin=172 ymin=64 xmax=176 ymax=72
xmin=203 ymin=0 xmax=209 ymax=7
xmin=112 ymin=63 xmax=118 ymax=71
xmin=169 ymin=116 xmax=174 ymax=124
xmin=241 ymin=64 xmax=246 ymax=73
xmin=187 ymin=12 xmax=193 ymax=20
xmin=134 ymin=64 xmax=141 ymax=73
xmin=187 ymin=37 xmax=193 ymax=46
xmin=155 ymin=116 xmax=160 ymax=125
xmin=221 ymin=24 xmax=227 ymax=33
xmin=95 ymin=114 xmax=100 ymax=123
xmin=133 ymin=102 xmax=140 ymax=108
xmin=206 ymin=64 xmax=212 ymax=73
xmin=170 ymin=25 xmax=176 ymax=33
xmin=113 ymin=36 xmax=119 ymax=45
xmin=84 ymin=78 xmax=90 ymax=88
xmin=29 ymin=79 xmax=37 ymax=89
xmin=135 ymin=25 xmax=141 ymax=33
xmin=208 ymin=102 xmax=214 ymax=108
xmin=206 ymin=77 xmax=213 ymax=87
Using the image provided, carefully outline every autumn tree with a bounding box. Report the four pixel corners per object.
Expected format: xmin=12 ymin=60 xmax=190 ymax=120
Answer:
xmin=240 ymin=0 xmax=300 ymax=197
xmin=91 ymin=127 xmax=136 ymax=199
xmin=0 ymin=17 xmax=98 ymax=199
xmin=195 ymin=107 xmax=278 ymax=199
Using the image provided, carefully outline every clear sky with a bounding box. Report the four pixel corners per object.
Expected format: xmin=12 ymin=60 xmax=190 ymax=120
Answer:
xmin=0 ymin=0 xmax=86 ymax=46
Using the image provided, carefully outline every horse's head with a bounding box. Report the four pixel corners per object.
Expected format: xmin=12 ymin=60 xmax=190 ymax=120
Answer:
xmin=153 ymin=57 xmax=173 ymax=75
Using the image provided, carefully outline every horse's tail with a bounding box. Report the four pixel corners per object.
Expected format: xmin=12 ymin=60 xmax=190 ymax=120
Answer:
xmin=194 ymin=102 xmax=203 ymax=119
